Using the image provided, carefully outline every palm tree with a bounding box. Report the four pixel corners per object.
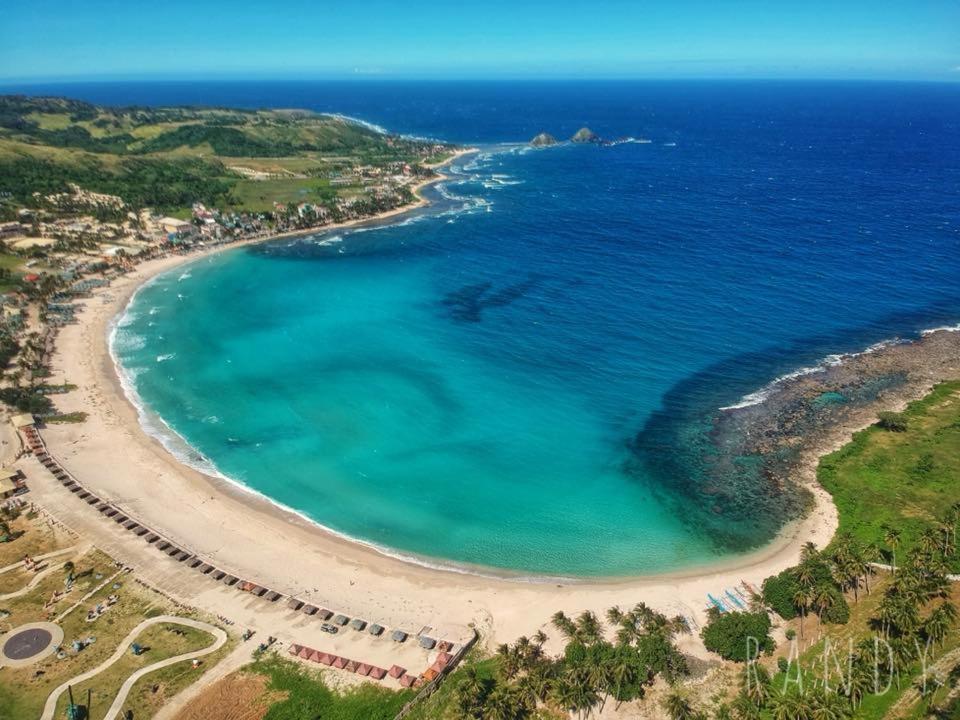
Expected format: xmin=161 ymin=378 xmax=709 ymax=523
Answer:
xmin=883 ymin=526 xmax=901 ymax=574
xmin=663 ymin=689 xmax=696 ymax=720
xmin=813 ymin=585 xmax=835 ymax=639
xmin=611 ymin=656 xmax=637 ymax=709
xmin=62 ymin=560 xmax=75 ymax=581
xmin=801 ymin=541 xmax=819 ymax=562
xmin=767 ymin=689 xmax=796 ymax=720
xmin=740 ymin=663 xmax=771 ymax=708
xmin=551 ymin=611 xmax=576 ymax=641
xmin=794 ymin=586 xmax=812 ymax=640
xmin=924 ymin=602 xmax=956 ymax=647
xmin=795 ymin=559 xmax=817 ymax=589
xmin=484 ymin=684 xmax=525 ymax=720
xmin=575 ymin=610 xmax=603 ymax=645
xmin=606 ymin=606 xmax=624 ymax=625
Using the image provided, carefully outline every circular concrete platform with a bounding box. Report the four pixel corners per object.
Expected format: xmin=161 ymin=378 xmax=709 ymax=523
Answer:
xmin=1 ymin=622 xmax=63 ymax=668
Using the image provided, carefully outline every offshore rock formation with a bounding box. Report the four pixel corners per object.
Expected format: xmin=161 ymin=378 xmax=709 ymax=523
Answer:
xmin=530 ymin=132 xmax=558 ymax=147
xmin=571 ymin=127 xmax=600 ymax=143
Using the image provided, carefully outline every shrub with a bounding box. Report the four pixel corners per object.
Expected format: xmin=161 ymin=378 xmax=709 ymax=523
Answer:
xmin=762 ymin=570 xmax=800 ymax=620
xmin=785 ymin=629 xmax=796 ymax=641
xmin=822 ymin=588 xmax=850 ymax=624
xmin=701 ymin=609 xmax=774 ymax=662
xmin=777 ymin=657 xmax=789 ymax=673
xmin=877 ymin=411 xmax=908 ymax=432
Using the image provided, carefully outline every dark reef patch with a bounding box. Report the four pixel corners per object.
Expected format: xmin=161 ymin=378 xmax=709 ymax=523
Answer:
xmin=441 ymin=275 xmax=542 ymax=323
xmin=628 ymin=314 xmax=960 ymax=556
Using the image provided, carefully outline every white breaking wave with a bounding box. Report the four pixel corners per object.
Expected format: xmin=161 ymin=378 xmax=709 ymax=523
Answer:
xmin=156 ymin=353 xmax=176 ymax=363
xmin=921 ymin=323 xmax=960 ymax=336
xmin=718 ymin=330 xmax=958 ymax=412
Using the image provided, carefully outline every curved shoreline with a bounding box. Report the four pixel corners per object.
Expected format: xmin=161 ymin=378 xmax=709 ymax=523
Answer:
xmin=42 ymin=153 xmax=942 ymax=644
xmin=105 ymin=199 xmax=835 ymax=585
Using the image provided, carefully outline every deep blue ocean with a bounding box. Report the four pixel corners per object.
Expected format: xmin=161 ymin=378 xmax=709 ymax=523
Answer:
xmin=10 ymin=80 xmax=959 ymax=576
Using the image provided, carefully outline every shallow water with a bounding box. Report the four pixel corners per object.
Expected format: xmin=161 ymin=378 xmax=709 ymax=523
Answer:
xmin=99 ymin=81 xmax=960 ymax=576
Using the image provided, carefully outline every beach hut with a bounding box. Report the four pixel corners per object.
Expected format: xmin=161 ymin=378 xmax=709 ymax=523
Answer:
xmin=391 ymin=630 xmax=408 ymax=643
xmin=70 ymin=484 xmax=83 ymax=493
xmin=298 ymin=646 xmax=312 ymax=660
xmin=187 ymin=557 xmax=202 ymax=568
xmin=199 ymin=564 xmax=215 ymax=574
xmin=356 ymin=663 xmax=372 ymax=676
xmin=437 ymin=640 xmax=453 ymax=652
xmin=399 ymin=674 xmax=415 ymax=688
xmin=145 ymin=533 xmax=159 ymax=543
xmin=165 ymin=545 xmax=181 ymax=556
xmin=222 ymin=575 xmax=238 ymax=585
xmin=345 ymin=660 xmax=359 ymax=673
xmin=316 ymin=609 xmax=333 ymax=620
xmin=423 ymin=668 xmax=440 ymax=682
xmin=156 ymin=541 xmax=170 ymax=551
xmin=287 ymin=598 xmax=304 ymax=611
xmin=333 ymin=614 xmax=349 ymax=626
xmin=332 ymin=656 xmax=347 ymax=670
xmin=388 ymin=665 xmax=406 ymax=679
xmin=302 ymin=605 xmax=318 ymax=616
xmin=85 ymin=496 xmax=99 ymax=505
xmin=367 ymin=624 xmax=384 ymax=636
xmin=434 ymin=652 xmax=453 ymax=668
xmin=122 ymin=519 xmax=137 ymax=529
xmin=134 ymin=527 xmax=149 ymax=536
xmin=77 ymin=491 xmax=90 ymax=500
xmin=318 ymin=652 xmax=334 ymax=666
xmin=265 ymin=590 xmax=281 ymax=602
xmin=310 ymin=650 xmax=324 ymax=663
xmin=349 ymin=618 xmax=367 ymax=631
xmin=418 ymin=636 xmax=436 ymax=650
xmin=211 ymin=569 xmax=225 ymax=578
xmin=251 ymin=586 xmax=267 ymax=597
xmin=97 ymin=504 xmax=111 ymax=513
xmin=369 ymin=667 xmax=387 ymax=680
xmin=288 ymin=644 xmax=302 ymax=656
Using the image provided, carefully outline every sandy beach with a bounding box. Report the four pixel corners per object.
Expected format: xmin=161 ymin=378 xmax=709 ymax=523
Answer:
xmin=20 ymin=152 xmax=870 ymax=655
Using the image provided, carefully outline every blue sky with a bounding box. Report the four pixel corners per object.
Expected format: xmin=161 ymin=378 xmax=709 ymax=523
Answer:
xmin=1 ymin=0 xmax=958 ymax=82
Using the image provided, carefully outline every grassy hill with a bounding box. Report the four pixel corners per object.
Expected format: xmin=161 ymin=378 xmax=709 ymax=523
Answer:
xmin=0 ymin=95 xmax=453 ymax=216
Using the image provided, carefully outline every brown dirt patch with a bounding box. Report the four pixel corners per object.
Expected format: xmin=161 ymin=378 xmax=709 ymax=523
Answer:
xmin=172 ymin=671 xmax=285 ymax=720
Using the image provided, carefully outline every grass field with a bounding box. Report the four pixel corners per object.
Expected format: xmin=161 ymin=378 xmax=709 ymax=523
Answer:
xmin=51 ymin=622 xmax=222 ymax=720
xmin=0 ymin=538 xmax=235 ymax=720
xmin=818 ymin=380 xmax=960 ymax=563
xmin=230 ymin=177 xmax=335 ymax=212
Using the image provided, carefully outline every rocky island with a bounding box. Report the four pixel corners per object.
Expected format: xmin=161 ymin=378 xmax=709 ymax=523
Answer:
xmin=529 ymin=132 xmax=558 ymax=147
xmin=571 ymin=127 xmax=600 ymax=143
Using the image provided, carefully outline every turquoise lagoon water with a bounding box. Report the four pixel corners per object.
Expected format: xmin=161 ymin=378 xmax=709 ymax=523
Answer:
xmin=104 ymin=81 xmax=960 ymax=577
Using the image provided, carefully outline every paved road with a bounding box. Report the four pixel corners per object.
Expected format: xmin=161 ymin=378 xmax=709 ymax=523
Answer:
xmin=41 ymin=615 xmax=226 ymax=720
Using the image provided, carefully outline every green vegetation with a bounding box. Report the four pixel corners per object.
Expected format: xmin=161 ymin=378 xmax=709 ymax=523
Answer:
xmin=412 ymin=606 xmax=688 ymax=719
xmin=701 ymin=609 xmax=774 ymax=662
xmin=761 ymin=545 xmax=852 ymax=628
xmin=51 ymin=622 xmax=221 ymax=720
xmin=0 ymin=94 xmax=454 ymax=214
xmin=247 ymin=653 xmax=412 ymax=720
xmin=818 ymin=380 xmax=960 ymax=568
xmin=44 ymin=411 xmax=89 ymax=423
